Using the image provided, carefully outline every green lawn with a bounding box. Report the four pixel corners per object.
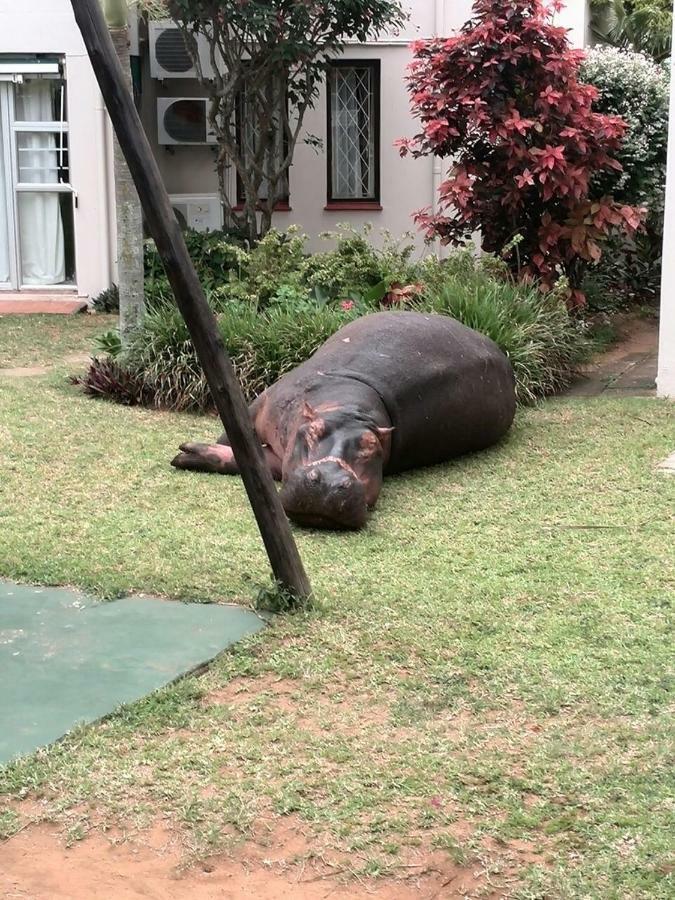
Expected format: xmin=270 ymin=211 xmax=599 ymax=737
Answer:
xmin=0 ymin=313 xmax=117 ymax=368
xmin=0 ymin=317 xmax=673 ymax=897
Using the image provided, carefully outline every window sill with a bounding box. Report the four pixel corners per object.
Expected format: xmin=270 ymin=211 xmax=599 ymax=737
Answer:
xmin=325 ymin=201 xmax=383 ymax=211
xmin=232 ymin=202 xmax=292 ymax=212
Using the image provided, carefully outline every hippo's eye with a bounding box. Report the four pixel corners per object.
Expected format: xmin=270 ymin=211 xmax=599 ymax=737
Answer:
xmin=358 ymin=431 xmax=380 ymax=458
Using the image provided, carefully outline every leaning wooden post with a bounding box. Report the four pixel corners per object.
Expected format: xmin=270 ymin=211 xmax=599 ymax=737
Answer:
xmin=70 ymin=0 xmax=312 ymax=601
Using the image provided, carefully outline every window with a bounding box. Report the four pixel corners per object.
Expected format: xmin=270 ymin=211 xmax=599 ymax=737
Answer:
xmin=327 ymin=61 xmax=380 ymax=207
xmin=0 ymin=72 xmax=75 ymax=288
xmin=235 ymin=77 xmax=289 ymax=207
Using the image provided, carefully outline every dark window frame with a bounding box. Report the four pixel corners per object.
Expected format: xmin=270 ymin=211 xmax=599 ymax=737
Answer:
xmin=326 ymin=59 xmax=381 ymax=208
xmin=234 ymin=78 xmax=290 ymax=208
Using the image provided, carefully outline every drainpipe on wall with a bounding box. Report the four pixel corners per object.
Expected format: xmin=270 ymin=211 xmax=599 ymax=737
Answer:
xmin=98 ymin=99 xmax=116 ymax=291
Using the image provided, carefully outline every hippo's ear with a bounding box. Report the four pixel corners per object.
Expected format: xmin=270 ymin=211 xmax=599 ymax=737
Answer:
xmin=302 ymin=401 xmax=317 ymax=420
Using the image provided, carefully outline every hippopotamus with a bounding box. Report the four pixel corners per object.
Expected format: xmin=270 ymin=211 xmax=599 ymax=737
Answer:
xmin=171 ymin=311 xmax=516 ymax=529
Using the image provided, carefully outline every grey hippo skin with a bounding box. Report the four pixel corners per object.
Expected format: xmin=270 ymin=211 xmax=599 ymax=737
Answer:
xmin=171 ymin=311 xmax=517 ymax=529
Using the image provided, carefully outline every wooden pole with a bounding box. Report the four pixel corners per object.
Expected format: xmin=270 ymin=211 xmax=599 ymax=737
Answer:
xmin=70 ymin=0 xmax=312 ymax=600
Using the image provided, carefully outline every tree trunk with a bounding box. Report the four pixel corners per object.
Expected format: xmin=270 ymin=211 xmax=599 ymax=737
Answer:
xmin=110 ymin=24 xmax=144 ymax=344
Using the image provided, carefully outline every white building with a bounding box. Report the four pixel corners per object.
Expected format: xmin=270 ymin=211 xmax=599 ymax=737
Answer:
xmin=0 ymin=0 xmax=590 ymax=297
xmin=1 ymin=0 xmax=671 ymax=397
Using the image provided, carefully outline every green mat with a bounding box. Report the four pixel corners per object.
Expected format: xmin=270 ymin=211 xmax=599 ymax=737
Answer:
xmin=0 ymin=582 xmax=265 ymax=765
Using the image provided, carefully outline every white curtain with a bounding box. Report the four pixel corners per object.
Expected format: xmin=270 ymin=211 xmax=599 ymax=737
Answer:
xmin=0 ymin=107 xmax=9 ymax=283
xmin=17 ymin=80 xmax=65 ymax=285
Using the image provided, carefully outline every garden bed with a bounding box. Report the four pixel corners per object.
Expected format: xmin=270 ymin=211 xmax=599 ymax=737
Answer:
xmin=0 ymin=316 xmax=673 ymax=898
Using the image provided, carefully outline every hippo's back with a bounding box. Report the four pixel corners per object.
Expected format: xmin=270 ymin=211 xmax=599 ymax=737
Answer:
xmin=311 ymin=311 xmax=516 ymax=473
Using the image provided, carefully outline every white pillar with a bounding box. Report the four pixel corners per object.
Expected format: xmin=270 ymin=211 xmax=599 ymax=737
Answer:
xmin=657 ymin=17 xmax=675 ymax=398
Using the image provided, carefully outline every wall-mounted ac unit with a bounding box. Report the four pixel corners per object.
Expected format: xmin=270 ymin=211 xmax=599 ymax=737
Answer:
xmin=149 ymin=21 xmax=213 ymax=79
xmin=169 ymin=194 xmax=223 ymax=233
xmin=157 ymin=98 xmax=217 ymax=146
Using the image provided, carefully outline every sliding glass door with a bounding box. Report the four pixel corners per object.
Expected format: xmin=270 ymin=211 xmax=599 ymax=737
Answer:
xmin=0 ymin=73 xmax=75 ymax=291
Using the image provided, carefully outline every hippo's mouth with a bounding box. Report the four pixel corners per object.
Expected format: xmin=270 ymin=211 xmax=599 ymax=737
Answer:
xmin=280 ymin=458 xmax=370 ymax=530
xmin=287 ymin=510 xmax=365 ymax=531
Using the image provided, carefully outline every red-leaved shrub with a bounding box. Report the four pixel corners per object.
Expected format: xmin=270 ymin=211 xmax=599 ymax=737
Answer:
xmin=398 ymin=0 xmax=645 ymax=306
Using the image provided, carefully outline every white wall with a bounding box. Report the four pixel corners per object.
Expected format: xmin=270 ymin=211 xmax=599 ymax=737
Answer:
xmin=148 ymin=0 xmax=590 ymax=253
xmin=1 ymin=0 xmax=592 ymax=296
xmin=0 ymin=0 xmax=114 ymax=299
xmin=656 ymin=16 xmax=675 ymax=398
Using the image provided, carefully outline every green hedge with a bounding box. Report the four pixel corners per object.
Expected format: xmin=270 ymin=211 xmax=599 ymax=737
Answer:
xmin=77 ymin=243 xmax=590 ymax=410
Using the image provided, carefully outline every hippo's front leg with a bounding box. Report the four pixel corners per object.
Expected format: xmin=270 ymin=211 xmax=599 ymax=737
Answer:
xmin=171 ymin=442 xmax=283 ymax=480
xmin=171 ymin=442 xmax=239 ymax=475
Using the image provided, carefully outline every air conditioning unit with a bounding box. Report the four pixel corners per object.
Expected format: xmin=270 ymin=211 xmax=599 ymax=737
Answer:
xmin=169 ymin=194 xmax=223 ymax=233
xmin=149 ymin=21 xmax=213 ymax=79
xmin=157 ymin=98 xmax=217 ymax=146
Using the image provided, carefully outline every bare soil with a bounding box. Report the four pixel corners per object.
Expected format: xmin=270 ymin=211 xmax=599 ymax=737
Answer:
xmin=1 ymin=822 xmax=490 ymax=900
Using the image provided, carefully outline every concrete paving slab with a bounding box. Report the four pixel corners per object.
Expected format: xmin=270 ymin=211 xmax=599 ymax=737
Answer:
xmin=0 ymin=583 xmax=265 ymax=765
xmin=0 ymin=296 xmax=87 ymax=314
xmin=657 ymin=452 xmax=675 ymax=473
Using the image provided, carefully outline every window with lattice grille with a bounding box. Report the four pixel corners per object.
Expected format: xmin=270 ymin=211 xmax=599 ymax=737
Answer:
xmin=327 ymin=61 xmax=380 ymax=204
xmin=235 ymin=76 xmax=288 ymax=206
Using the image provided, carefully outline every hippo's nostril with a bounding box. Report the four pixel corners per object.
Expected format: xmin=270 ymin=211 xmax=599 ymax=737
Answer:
xmin=308 ymin=468 xmax=320 ymax=482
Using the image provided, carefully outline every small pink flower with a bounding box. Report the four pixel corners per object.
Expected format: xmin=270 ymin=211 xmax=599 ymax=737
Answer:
xmin=340 ymin=300 xmax=355 ymax=311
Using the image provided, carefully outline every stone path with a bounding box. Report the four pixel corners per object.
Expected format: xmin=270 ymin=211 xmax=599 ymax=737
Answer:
xmin=567 ymin=316 xmax=658 ymax=398
xmin=0 ymin=295 xmax=87 ymax=315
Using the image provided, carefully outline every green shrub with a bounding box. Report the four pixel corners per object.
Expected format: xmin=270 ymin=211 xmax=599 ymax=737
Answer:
xmin=142 ymin=224 xmax=422 ymax=311
xmin=580 ymin=47 xmax=669 ymax=219
xmin=114 ymin=301 xmax=355 ymax=411
xmin=580 ymin=47 xmax=669 ymax=307
xmin=421 ymin=264 xmax=590 ymax=404
xmin=81 ymin=245 xmax=587 ymax=411
xmin=301 ymin=224 xmax=419 ymax=300
xmin=92 ymin=284 xmax=119 ymax=313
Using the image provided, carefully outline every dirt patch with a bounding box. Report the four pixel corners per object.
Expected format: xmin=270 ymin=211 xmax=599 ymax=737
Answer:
xmin=595 ymin=313 xmax=658 ymax=363
xmin=0 ymin=822 xmax=490 ymax=900
xmin=0 ymin=365 xmax=51 ymax=378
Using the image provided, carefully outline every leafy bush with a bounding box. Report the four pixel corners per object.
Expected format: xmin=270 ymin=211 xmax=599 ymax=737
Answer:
xmin=590 ymin=0 xmax=672 ymax=63
xmin=302 ymin=224 xmax=419 ymax=301
xmin=399 ymin=0 xmax=644 ymax=303
xmin=580 ymin=47 xmax=669 ymax=218
xmin=92 ymin=284 xmax=120 ymax=313
xmin=144 ymin=230 xmax=250 ymax=309
xmin=79 ymin=245 xmax=587 ymax=411
xmin=579 ymin=46 xmax=668 ymax=308
xmin=420 ymin=259 xmax=590 ymax=403
xmin=143 ymin=224 xmax=422 ymax=311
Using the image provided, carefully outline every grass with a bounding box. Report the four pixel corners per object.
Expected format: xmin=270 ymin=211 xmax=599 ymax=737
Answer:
xmin=0 ymin=319 xmax=674 ymax=897
xmin=0 ymin=313 xmax=117 ymax=368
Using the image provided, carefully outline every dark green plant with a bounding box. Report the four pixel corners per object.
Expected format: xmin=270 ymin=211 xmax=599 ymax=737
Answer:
xmin=591 ymin=0 xmax=673 ymax=62
xmin=92 ymin=284 xmax=120 ymax=313
xmin=580 ymin=47 xmax=669 ymax=307
xmin=114 ymin=300 xmax=354 ymax=411
xmin=79 ymin=245 xmax=589 ymax=411
xmin=254 ymin=579 xmax=314 ymax=614
xmin=94 ymin=329 xmax=123 ymax=358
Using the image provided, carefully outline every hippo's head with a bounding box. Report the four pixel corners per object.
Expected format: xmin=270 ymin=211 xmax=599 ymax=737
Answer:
xmin=280 ymin=402 xmax=393 ymax=530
